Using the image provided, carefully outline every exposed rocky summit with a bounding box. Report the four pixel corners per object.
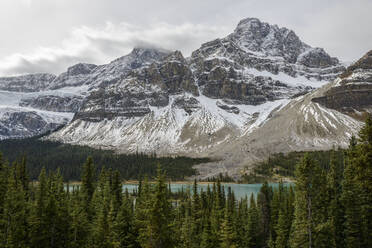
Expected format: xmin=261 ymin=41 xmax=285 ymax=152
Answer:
xmin=230 ymin=17 xmax=309 ymax=62
xmin=190 ymin=18 xmax=344 ymax=106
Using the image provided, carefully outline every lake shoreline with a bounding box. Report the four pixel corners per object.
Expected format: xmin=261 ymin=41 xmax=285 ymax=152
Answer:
xmin=64 ymin=179 xmax=294 ymax=186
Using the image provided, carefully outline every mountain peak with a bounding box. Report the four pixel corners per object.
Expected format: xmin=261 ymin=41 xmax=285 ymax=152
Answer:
xmin=230 ymin=17 xmax=308 ymax=62
xmin=66 ymin=63 xmax=97 ymax=76
xmin=235 ymin=17 xmax=267 ymax=32
xmin=130 ymin=46 xmax=170 ymax=58
xmin=233 ymin=17 xmax=272 ymax=41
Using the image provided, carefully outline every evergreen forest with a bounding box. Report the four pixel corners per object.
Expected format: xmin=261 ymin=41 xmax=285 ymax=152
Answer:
xmin=0 ymin=117 xmax=371 ymax=248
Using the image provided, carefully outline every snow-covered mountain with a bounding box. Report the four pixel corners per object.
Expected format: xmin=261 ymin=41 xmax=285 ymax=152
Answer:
xmin=1 ymin=17 xmax=369 ymax=177
xmin=194 ymin=50 xmax=372 ymax=178
xmin=0 ymin=48 xmax=169 ymax=139
xmin=47 ymin=18 xmax=345 ymax=155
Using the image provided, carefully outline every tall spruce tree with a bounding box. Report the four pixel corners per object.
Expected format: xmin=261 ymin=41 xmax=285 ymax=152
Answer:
xmin=327 ymin=151 xmax=345 ymax=248
xmin=112 ymin=193 xmax=139 ymax=248
xmin=290 ymin=154 xmax=334 ymax=248
xmin=0 ymin=153 xmax=9 ymax=246
xmin=246 ymin=194 xmax=261 ymax=248
xmin=200 ymin=218 xmax=214 ymax=248
xmin=81 ymin=156 xmax=96 ymax=216
xmin=258 ymin=181 xmax=272 ymax=247
xmin=139 ymin=166 xmax=174 ymax=248
xmin=2 ymin=166 xmax=30 ymax=248
xmin=191 ymin=180 xmax=202 ymax=247
xmin=220 ymin=200 xmax=238 ymax=248
xmin=342 ymin=117 xmax=372 ymax=248
xmin=275 ymin=192 xmax=291 ymax=248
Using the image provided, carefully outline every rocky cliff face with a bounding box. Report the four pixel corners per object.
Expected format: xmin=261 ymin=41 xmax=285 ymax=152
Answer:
xmin=0 ymin=73 xmax=56 ymax=92
xmin=190 ymin=18 xmax=344 ymax=106
xmin=312 ymin=50 xmax=372 ymax=118
xmin=20 ymin=95 xmax=83 ymax=112
xmin=74 ymin=51 xmax=198 ymax=122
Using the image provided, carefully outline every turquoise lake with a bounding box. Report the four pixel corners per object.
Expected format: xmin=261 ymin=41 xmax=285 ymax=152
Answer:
xmin=122 ymin=182 xmax=292 ymax=199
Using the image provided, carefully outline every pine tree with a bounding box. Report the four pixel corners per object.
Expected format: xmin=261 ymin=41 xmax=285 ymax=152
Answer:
xmin=29 ymin=168 xmax=49 ymax=248
xmin=220 ymin=200 xmax=237 ymax=248
xmin=0 ymin=153 xmax=9 ymax=246
xmin=342 ymin=117 xmax=372 ymax=248
xmin=179 ymin=205 xmax=193 ymax=248
xmin=81 ymin=156 xmax=96 ymax=217
xmin=191 ymin=179 xmax=202 ymax=247
xmin=111 ymin=170 xmax=122 ymax=217
xmin=16 ymin=156 xmax=30 ymax=193
xmin=2 ymin=166 xmax=30 ymax=247
xmin=290 ymin=154 xmax=333 ymax=248
xmin=91 ymin=178 xmax=112 ymax=248
xmin=258 ymin=181 xmax=272 ymax=247
xmin=112 ymin=194 xmax=139 ymax=248
xmin=327 ymin=151 xmax=345 ymax=248
xmin=236 ymin=196 xmax=249 ymax=247
xmin=246 ymin=194 xmax=261 ymax=248
xmin=141 ymin=165 xmax=174 ymax=248
xmin=210 ymin=182 xmax=224 ymax=248
xmin=275 ymin=195 xmax=291 ymax=248
xmin=135 ymin=176 xmax=152 ymax=246
xmin=70 ymin=190 xmax=90 ymax=248
xmin=200 ymin=218 xmax=214 ymax=248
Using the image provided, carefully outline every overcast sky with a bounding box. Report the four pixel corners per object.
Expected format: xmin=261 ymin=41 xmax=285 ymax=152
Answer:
xmin=0 ymin=0 xmax=371 ymax=76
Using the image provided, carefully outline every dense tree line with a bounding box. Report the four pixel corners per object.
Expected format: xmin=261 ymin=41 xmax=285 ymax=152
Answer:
xmin=242 ymin=148 xmax=345 ymax=183
xmin=0 ymin=138 xmax=210 ymax=181
xmin=0 ymin=117 xmax=371 ymax=247
xmin=206 ymin=172 xmax=236 ymax=182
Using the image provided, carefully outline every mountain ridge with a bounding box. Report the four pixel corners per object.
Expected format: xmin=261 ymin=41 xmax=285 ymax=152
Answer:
xmin=1 ymin=17 xmax=369 ymax=178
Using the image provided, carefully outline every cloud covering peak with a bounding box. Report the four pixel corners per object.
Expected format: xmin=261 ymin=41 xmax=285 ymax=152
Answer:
xmin=0 ymin=22 xmax=228 ymax=76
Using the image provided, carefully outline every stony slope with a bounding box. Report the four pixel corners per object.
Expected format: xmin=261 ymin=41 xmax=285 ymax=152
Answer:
xmin=195 ymin=79 xmax=363 ymax=178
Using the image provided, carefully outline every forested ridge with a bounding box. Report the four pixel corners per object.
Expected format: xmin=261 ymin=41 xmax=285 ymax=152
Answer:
xmin=243 ymin=149 xmax=345 ymax=183
xmin=0 ymin=117 xmax=371 ymax=248
xmin=0 ymin=138 xmax=210 ymax=181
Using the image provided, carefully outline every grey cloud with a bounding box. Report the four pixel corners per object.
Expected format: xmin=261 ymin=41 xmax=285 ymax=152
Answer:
xmin=0 ymin=0 xmax=370 ymax=76
xmin=2 ymin=56 xmax=80 ymax=76
xmin=0 ymin=22 xmax=227 ymax=76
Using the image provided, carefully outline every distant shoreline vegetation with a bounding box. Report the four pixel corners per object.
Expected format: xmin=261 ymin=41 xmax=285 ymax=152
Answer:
xmin=0 ymin=137 xmax=210 ymax=181
xmin=0 ymin=135 xmax=348 ymax=184
xmin=242 ymin=149 xmax=345 ymax=183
